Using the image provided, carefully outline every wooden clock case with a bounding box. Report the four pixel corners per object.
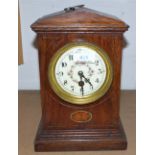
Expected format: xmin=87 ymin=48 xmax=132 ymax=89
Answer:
xmin=31 ymin=6 xmax=129 ymax=151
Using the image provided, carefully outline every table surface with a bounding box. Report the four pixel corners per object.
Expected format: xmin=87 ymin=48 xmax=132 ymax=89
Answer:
xmin=19 ymin=90 xmax=136 ymax=155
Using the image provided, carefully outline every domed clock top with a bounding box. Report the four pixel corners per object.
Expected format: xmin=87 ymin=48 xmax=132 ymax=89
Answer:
xmin=31 ymin=5 xmax=128 ymax=32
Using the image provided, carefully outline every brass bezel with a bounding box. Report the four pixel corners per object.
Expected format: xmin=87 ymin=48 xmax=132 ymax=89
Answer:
xmin=48 ymin=42 xmax=113 ymax=105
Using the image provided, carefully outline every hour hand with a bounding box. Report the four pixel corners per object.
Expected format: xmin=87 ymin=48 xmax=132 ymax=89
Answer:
xmin=84 ymin=77 xmax=93 ymax=89
xmin=78 ymin=71 xmax=93 ymax=89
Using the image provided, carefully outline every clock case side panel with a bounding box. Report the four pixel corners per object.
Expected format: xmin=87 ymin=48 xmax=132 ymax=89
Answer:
xmin=110 ymin=33 xmax=124 ymax=122
xmin=36 ymin=33 xmax=48 ymax=125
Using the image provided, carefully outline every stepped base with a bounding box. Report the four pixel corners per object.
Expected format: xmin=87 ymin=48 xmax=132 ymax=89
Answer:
xmin=34 ymin=120 xmax=127 ymax=151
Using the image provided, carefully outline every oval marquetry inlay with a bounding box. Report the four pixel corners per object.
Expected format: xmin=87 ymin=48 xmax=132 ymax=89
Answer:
xmin=70 ymin=110 xmax=92 ymax=123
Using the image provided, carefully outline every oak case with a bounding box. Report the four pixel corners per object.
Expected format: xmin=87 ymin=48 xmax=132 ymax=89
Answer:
xmin=31 ymin=6 xmax=129 ymax=151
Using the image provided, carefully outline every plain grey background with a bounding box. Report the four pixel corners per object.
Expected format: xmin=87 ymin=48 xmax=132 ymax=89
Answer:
xmin=18 ymin=0 xmax=136 ymax=90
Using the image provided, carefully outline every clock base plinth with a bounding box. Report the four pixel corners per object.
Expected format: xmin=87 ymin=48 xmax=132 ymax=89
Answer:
xmin=34 ymin=120 xmax=127 ymax=151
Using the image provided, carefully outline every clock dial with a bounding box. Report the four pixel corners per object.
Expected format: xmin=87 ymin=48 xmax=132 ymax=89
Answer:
xmin=55 ymin=46 xmax=106 ymax=97
xmin=48 ymin=42 xmax=113 ymax=105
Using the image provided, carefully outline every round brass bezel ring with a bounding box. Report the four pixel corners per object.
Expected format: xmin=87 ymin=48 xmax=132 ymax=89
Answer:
xmin=48 ymin=42 xmax=113 ymax=105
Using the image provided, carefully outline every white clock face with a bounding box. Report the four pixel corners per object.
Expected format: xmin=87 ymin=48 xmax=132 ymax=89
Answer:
xmin=55 ymin=46 xmax=107 ymax=97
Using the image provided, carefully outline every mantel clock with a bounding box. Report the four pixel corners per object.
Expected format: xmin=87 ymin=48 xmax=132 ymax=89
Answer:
xmin=31 ymin=5 xmax=129 ymax=151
